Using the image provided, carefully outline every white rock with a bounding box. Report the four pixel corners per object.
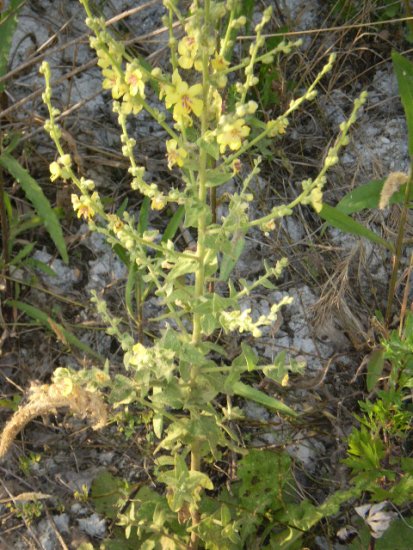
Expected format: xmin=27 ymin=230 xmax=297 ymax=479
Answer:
xmin=78 ymin=513 xmax=106 ymax=539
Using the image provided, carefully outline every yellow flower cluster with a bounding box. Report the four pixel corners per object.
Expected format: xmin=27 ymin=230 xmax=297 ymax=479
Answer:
xmin=93 ymin=40 xmax=146 ymax=115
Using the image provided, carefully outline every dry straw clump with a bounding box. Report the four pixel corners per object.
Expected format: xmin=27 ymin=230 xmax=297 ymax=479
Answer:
xmin=379 ymin=171 xmax=409 ymax=209
xmin=0 ymin=380 xmax=107 ymax=459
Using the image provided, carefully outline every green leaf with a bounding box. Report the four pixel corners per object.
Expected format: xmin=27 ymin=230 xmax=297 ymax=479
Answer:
xmin=392 ymin=51 xmax=413 ymax=157
xmin=23 ymin=258 xmax=57 ymax=277
xmin=197 ymin=138 xmax=220 ymax=160
xmin=125 ymin=261 xmax=137 ymax=319
xmin=232 ymin=381 xmax=297 ymax=417
xmin=8 ymin=300 xmax=102 ymax=361
xmin=113 ymin=244 xmax=130 ymax=267
xmin=336 ymin=179 xmax=384 ymax=214
xmin=319 ymin=203 xmax=394 ymax=252
xmin=219 ymin=231 xmax=245 ymax=281
xmin=240 ymin=342 xmax=258 ymax=372
xmin=91 ymin=471 xmax=129 ymax=520
xmin=336 ymin=178 xmax=413 ymax=215
xmin=206 ymin=168 xmax=233 ymax=187
xmin=0 ymin=0 xmax=24 ymax=91
xmin=237 ymin=449 xmax=291 ymax=512
xmin=0 ymin=153 xmax=68 ymax=263
xmin=9 ymin=242 xmax=36 ymax=266
xmin=137 ymin=196 xmax=150 ymax=235
xmin=366 ymin=348 xmax=385 ymax=392
xmin=116 ymin=197 xmax=129 ymax=219
xmin=349 ymin=517 xmax=413 ymax=549
xmin=160 ymin=205 xmax=184 ymax=245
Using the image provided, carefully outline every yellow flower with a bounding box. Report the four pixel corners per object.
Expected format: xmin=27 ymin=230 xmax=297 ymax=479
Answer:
xmin=95 ymin=47 xmax=111 ymax=69
xmin=151 ymin=194 xmax=167 ymax=210
xmin=164 ymin=70 xmax=203 ymax=124
xmin=208 ymin=88 xmax=223 ymax=122
xmin=49 ymin=155 xmax=72 ymax=182
xmin=231 ymin=158 xmax=242 ymax=174
xmin=49 ymin=161 xmax=61 ymax=182
xmin=310 ymin=187 xmax=323 ymax=213
xmin=166 ymin=139 xmax=187 ymax=169
xmin=124 ymin=63 xmax=145 ymax=97
xmin=177 ymin=35 xmax=199 ymax=70
xmin=261 ymin=219 xmax=276 ymax=234
xmin=211 ymin=53 xmax=229 ymax=72
xmin=216 ymin=118 xmax=250 ymax=153
xmin=71 ymin=194 xmax=95 ymax=220
xmin=121 ymin=93 xmax=143 ymax=115
xmin=102 ymin=68 xmax=127 ymax=99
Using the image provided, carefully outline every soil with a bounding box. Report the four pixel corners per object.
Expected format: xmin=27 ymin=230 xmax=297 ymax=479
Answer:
xmin=0 ymin=0 xmax=411 ymax=548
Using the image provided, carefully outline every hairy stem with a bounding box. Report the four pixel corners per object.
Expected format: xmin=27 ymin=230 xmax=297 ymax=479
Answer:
xmin=189 ymin=2 xmax=212 ymax=547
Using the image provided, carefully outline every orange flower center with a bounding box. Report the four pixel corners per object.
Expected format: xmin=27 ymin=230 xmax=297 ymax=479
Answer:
xmin=128 ymin=74 xmax=137 ymax=86
xmin=181 ymin=95 xmax=192 ymax=112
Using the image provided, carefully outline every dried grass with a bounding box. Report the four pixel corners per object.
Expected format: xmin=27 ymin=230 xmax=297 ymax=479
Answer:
xmin=0 ymin=381 xmax=107 ymax=459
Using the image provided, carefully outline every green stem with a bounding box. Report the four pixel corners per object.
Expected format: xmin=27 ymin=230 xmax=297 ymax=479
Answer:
xmin=385 ymin=166 xmax=413 ymax=325
xmin=189 ymin=3 xmax=211 ymax=548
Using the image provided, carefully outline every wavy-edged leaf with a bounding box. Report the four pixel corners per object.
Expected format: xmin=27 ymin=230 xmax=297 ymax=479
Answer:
xmin=0 ymin=153 xmax=68 ymax=263
xmin=319 ymin=204 xmax=394 ymax=252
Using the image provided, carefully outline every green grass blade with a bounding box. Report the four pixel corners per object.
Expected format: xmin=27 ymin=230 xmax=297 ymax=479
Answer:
xmin=233 ymin=380 xmax=297 ymax=417
xmin=0 ymin=153 xmax=68 ymax=263
xmin=319 ymin=203 xmax=394 ymax=252
xmin=9 ymin=300 xmax=103 ymax=361
xmin=392 ymin=51 xmax=413 ymax=158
